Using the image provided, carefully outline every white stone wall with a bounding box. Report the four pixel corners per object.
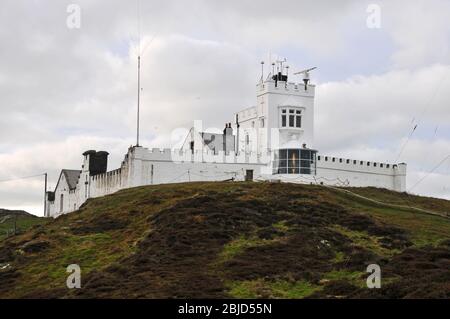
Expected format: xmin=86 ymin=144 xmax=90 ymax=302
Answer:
xmin=235 ymin=79 xmax=315 ymax=155
xmin=46 ymin=146 xmax=407 ymax=218
xmin=46 ymin=147 xmax=269 ymax=217
xmin=315 ymin=155 xmax=406 ymax=191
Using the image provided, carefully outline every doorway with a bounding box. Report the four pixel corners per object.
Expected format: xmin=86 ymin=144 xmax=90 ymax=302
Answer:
xmin=245 ymin=170 xmax=253 ymax=181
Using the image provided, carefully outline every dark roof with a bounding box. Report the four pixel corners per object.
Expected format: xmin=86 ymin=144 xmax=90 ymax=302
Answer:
xmin=82 ymin=150 xmax=96 ymax=156
xmin=201 ymin=132 xmax=223 ymax=148
xmin=46 ymin=191 xmax=55 ymax=202
xmin=61 ymin=169 xmax=81 ymax=190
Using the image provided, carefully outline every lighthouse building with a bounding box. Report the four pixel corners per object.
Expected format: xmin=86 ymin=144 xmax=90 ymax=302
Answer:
xmin=45 ymin=60 xmax=406 ymax=217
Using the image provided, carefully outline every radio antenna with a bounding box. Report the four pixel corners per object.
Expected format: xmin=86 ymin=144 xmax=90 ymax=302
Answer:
xmin=136 ymin=0 xmax=142 ymax=147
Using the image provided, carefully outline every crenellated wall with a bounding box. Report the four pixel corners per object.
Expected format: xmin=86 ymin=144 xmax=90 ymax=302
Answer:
xmin=315 ymin=155 xmax=406 ymax=190
xmin=46 ymin=146 xmax=406 ymax=217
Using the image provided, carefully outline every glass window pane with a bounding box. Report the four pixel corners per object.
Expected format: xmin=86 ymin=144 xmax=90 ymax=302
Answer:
xmin=282 ymin=115 xmax=286 ymax=127
xmin=300 ymin=167 xmax=310 ymax=174
xmin=288 ymin=149 xmax=300 ymax=161
xmin=279 ymin=149 xmax=287 ymax=159
xmin=300 ymin=150 xmax=310 ymax=159
xmin=289 ymin=109 xmax=295 ymax=113
xmin=289 ymin=115 xmax=294 ymax=127
xmin=290 ymin=167 xmax=300 ymax=174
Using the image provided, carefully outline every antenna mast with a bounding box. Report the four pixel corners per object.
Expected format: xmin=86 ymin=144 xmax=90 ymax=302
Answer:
xmin=260 ymin=61 xmax=264 ymax=81
xmin=136 ymin=0 xmax=141 ymax=147
xmin=136 ymin=55 xmax=141 ymax=147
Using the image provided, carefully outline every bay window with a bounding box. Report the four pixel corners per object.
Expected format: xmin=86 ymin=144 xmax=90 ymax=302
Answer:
xmin=280 ymin=107 xmax=302 ymax=128
xmin=273 ymin=149 xmax=317 ymax=175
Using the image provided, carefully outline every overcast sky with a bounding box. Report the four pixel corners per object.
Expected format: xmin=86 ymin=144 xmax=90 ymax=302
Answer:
xmin=0 ymin=0 xmax=449 ymax=216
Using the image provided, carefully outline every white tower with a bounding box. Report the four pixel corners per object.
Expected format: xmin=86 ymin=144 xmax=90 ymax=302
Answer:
xmin=256 ymin=64 xmax=316 ymax=151
xmin=234 ymin=60 xmax=317 ymax=175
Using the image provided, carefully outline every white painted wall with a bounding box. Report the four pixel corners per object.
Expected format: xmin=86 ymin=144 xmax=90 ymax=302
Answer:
xmin=46 ymin=146 xmax=406 ymax=218
xmin=235 ymin=78 xmax=315 ymax=154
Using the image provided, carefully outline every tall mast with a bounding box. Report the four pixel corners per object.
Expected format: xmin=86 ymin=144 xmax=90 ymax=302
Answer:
xmin=136 ymin=0 xmax=141 ymax=147
xmin=136 ymin=54 xmax=141 ymax=147
xmin=44 ymin=172 xmax=47 ymax=217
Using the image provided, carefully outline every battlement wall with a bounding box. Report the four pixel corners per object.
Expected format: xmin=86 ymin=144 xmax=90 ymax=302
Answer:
xmin=316 ymin=154 xmax=406 ymax=191
xmin=258 ymin=80 xmax=315 ymax=97
xmin=316 ymin=154 xmax=405 ymax=176
xmin=130 ymin=146 xmax=272 ymax=164
xmin=89 ymin=168 xmax=124 ymax=197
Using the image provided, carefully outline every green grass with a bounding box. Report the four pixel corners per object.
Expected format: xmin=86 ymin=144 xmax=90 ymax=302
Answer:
xmin=332 ymin=251 xmax=346 ymax=263
xmin=217 ymin=221 xmax=292 ymax=264
xmin=345 ymin=187 xmax=450 ymax=216
xmin=217 ymin=235 xmax=275 ymax=263
xmin=227 ymin=279 xmax=320 ymax=299
xmin=272 ymin=220 xmax=290 ymax=232
xmin=332 ymin=190 xmax=450 ymax=247
xmin=331 ymin=224 xmax=399 ymax=257
xmin=322 ymin=270 xmax=366 ymax=288
xmin=0 ymin=215 xmax=47 ymax=241
xmin=1 ymin=182 xmax=450 ymax=298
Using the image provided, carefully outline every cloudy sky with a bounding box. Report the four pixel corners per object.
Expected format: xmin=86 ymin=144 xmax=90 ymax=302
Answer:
xmin=0 ymin=0 xmax=449 ymax=216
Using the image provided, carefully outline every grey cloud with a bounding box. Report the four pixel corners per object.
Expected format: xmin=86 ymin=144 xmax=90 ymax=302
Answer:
xmin=0 ymin=0 xmax=449 ymax=215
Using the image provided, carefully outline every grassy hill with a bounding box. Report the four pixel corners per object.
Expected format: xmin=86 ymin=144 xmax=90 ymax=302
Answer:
xmin=0 ymin=182 xmax=449 ymax=299
xmin=0 ymin=209 xmax=47 ymax=241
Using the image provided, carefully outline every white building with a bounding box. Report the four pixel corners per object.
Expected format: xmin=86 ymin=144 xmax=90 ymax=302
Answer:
xmin=45 ymin=60 xmax=406 ymax=217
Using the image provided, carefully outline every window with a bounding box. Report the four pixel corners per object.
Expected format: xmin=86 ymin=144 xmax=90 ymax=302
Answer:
xmin=353 ymin=160 xmax=356 ymax=164
xmin=281 ymin=108 xmax=302 ymax=128
xmin=260 ymin=118 xmax=265 ymax=128
xmin=346 ymin=159 xmax=350 ymax=164
xmin=245 ymin=134 xmax=249 ymax=145
xmin=289 ymin=110 xmax=295 ymax=127
xmin=380 ymin=163 xmax=384 ymax=168
xmin=60 ymin=194 xmax=64 ymax=213
xmin=273 ymin=149 xmax=317 ymax=175
xmin=296 ymin=110 xmax=302 ymax=128
xmin=386 ymin=164 xmax=390 ymax=168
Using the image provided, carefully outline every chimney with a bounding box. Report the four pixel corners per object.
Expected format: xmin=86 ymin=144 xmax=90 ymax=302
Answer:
xmin=82 ymin=150 xmax=109 ymax=176
xmin=223 ymin=123 xmax=233 ymax=135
